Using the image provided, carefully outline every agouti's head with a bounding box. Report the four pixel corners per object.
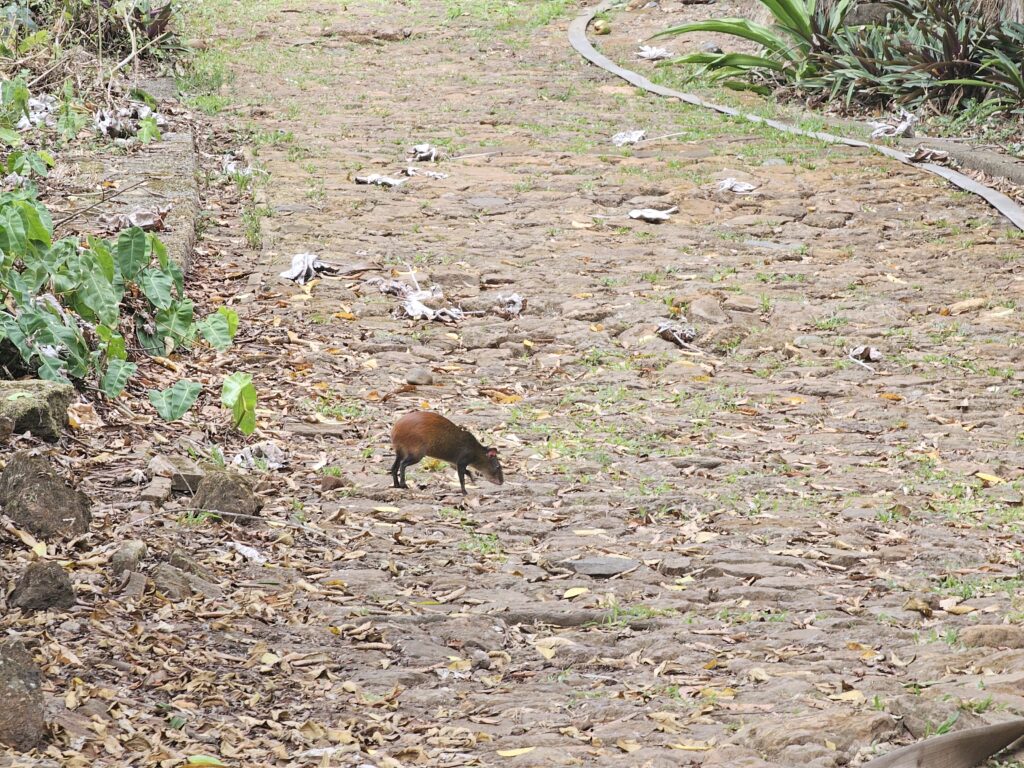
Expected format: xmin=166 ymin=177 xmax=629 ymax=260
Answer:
xmin=474 ymin=447 xmax=504 ymax=486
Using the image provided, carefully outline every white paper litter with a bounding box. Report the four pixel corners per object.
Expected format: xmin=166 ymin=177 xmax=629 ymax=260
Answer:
xmin=636 ymin=45 xmax=673 ymax=61
xmin=355 ymin=173 xmax=405 ymax=188
xmin=612 ymin=129 xmax=647 ymax=147
xmin=403 ymin=167 xmax=449 ymax=179
xmin=717 ymin=178 xmax=758 ymax=194
xmin=279 ymin=252 xmax=341 ymax=285
xmin=629 ymin=206 xmax=678 ymax=222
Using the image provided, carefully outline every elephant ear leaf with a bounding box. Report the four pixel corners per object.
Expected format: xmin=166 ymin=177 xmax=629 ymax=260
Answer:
xmin=148 ymin=379 xmax=201 ymax=421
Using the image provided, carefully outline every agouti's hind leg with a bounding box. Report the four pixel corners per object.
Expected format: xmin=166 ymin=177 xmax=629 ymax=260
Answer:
xmin=391 ymin=455 xmax=403 ymax=488
xmin=457 ymin=462 xmax=469 ymax=495
xmin=398 ymin=454 xmax=421 ymax=489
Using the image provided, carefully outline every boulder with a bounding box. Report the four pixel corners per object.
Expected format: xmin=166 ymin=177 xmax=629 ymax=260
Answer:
xmin=191 ymin=470 xmax=261 ymax=523
xmin=0 ymin=638 xmax=47 ymax=750
xmin=10 ymin=561 xmax=74 ymax=612
xmin=0 ymin=452 xmax=91 ymax=539
xmin=0 ymin=380 xmax=74 ymax=442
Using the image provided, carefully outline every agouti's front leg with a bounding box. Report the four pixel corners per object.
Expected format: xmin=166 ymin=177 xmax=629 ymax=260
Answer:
xmin=456 ymin=462 xmax=469 ymax=494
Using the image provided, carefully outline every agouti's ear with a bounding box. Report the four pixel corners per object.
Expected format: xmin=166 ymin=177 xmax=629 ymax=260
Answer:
xmin=486 ymin=447 xmax=498 ymax=458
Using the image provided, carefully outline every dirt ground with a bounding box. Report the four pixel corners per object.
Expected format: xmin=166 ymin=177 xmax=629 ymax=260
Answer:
xmin=9 ymin=0 xmax=1024 ymax=766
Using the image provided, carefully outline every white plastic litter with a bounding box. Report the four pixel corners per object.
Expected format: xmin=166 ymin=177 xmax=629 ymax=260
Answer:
xmin=612 ymin=129 xmax=647 ymax=147
xmin=231 ymin=541 xmax=268 ymax=564
xmin=629 ymin=206 xmax=678 ymax=222
xmin=869 ymin=109 xmax=917 ymax=139
xmin=717 ymin=178 xmax=758 ymax=194
xmin=279 ymin=253 xmax=340 ymax=285
xmin=636 ymin=45 xmax=673 ymax=61
xmin=355 ymin=173 xmax=406 ymax=188
xmin=16 ymin=95 xmax=57 ymax=131
xmin=408 ymin=143 xmax=442 ymax=162
xmin=403 ymin=167 xmax=449 ymax=179
xmin=234 ymin=441 xmax=287 ymax=470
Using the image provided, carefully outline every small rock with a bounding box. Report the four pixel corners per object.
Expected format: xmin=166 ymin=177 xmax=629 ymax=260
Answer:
xmin=0 ymin=380 xmax=74 ymax=442
xmin=658 ymin=555 xmax=693 ymax=576
xmin=700 ymin=324 xmax=750 ymax=353
xmin=405 ymin=367 xmax=434 ymax=386
xmin=689 ymin=295 xmax=729 ymax=324
xmin=792 ymin=334 xmax=826 ymax=349
xmin=723 ymin=295 xmax=760 ymax=313
xmin=109 ymin=540 xmax=148 ymax=576
xmin=149 ymin=454 xmax=205 ymax=492
xmin=10 ymin=561 xmax=74 ymax=613
xmin=151 ymin=563 xmax=192 ymax=600
xmin=0 ymin=452 xmax=91 ymax=539
xmin=960 ymin=625 xmax=1024 ymax=648
xmin=0 ymin=638 xmax=47 ymax=751
xmin=191 ymin=469 xmax=261 ymax=523
xmin=321 ymin=474 xmax=351 ymax=491
xmin=948 ymin=297 xmax=987 ymax=315
xmin=168 ymin=549 xmax=211 ymax=579
xmin=140 ymin=476 xmax=172 ymax=503
xmin=559 ymin=556 xmax=639 ymax=578
xmin=802 ymin=211 xmax=850 ymax=229
xmin=985 ymin=484 xmax=1024 ymax=505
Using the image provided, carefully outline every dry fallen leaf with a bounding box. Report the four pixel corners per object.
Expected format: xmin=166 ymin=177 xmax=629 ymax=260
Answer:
xmin=562 ymin=587 xmax=589 ymax=600
xmin=497 ymin=747 xmax=536 ymax=757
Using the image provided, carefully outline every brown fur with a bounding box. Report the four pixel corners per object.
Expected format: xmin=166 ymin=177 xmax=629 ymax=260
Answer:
xmin=391 ymin=411 xmax=504 ymax=493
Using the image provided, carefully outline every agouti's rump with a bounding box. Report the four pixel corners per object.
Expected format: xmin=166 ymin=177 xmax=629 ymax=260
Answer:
xmin=390 ymin=411 xmax=503 ymax=493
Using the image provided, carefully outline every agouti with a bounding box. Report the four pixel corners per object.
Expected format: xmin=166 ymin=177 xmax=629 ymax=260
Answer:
xmin=391 ymin=411 xmax=504 ymax=494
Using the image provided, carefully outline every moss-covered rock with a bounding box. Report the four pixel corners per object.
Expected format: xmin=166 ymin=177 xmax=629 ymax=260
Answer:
xmin=191 ymin=469 xmax=261 ymax=523
xmin=0 ymin=380 xmax=74 ymax=442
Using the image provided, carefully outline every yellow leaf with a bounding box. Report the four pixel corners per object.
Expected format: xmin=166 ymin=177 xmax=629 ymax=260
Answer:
xmin=497 ymin=747 xmax=536 ymax=757
xmin=482 ymin=390 xmax=522 ymax=405
xmin=374 ymin=506 xmax=400 ymax=513
xmin=522 ymin=339 xmax=534 ymax=348
xmin=831 ymin=689 xmax=865 ymax=703
xmin=562 ymin=587 xmax=589 ymax=600
xmin=976 ymin=473 xmax=1005 ymax=486
xmin=260 ymin=652 xmax=280 ymax=666
xmin=669 ymin=740 xmax=713 ymax=751
xmin=590 ymin=323 xmax=604 ymax=332
xmin=786 ymin=396 xmax=806 ymax=404
xmin=694 ymin=531 xmax=718 ymax=544
xmin=333 ymin=311 xmax=357 ymax=320
xmin=533 ymin=637 xmax=574 ymax=659
xmin=448 ymin=657 xmax=471 ymax=671
xmin=879 ymin=392 xmax=903 ymax=401
xmin=573 ymin=529 xmax=606 ymax=536
xmin=825 ymin=740 xmax=837 ymax=750
xmin=947 ymin=605 xmax=976 ymax=615
xmin=31 ymin=542 xmax=46 ymax=557
xmin=616 ymin=739 xmax=641 ymax=753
